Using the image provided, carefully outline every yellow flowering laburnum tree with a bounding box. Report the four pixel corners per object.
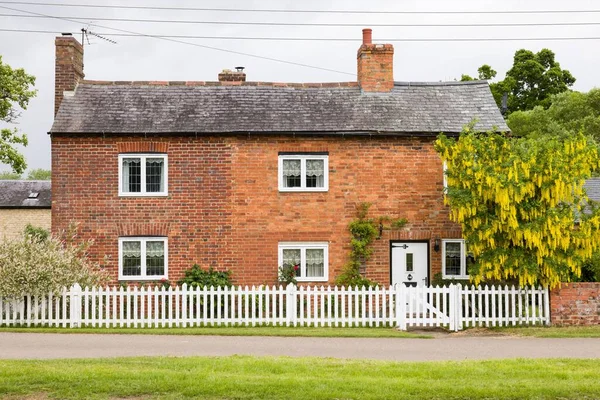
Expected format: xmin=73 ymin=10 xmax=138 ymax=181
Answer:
xmin=435 ymin=127 xmax=600 ymax=288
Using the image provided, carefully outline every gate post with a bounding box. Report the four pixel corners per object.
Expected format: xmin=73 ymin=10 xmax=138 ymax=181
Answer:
xmin=396 ymin=284 xmax=407 ymax=331
xmin=455 ymin=283 xmax=463 ymax=331
xmin=286 ymin=284 xmax=296 ymax=327
xmin=70 ymin=283 xmax=82 ymax=328
xmin=449 ymin=284 xmax=456 ymax=332
xmin=543 ymin=286 xmax=551 ymax=326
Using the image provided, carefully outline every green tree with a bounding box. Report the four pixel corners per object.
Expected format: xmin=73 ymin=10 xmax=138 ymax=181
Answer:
xmin=508 ymin=89 xmax=600 ymax=140
xmin=436 ymin=126 xmax=600 ymax=288
xmin=460 ymin=64 xmax=497 ymax=82
xmin=461 ymin=49 xmax=575 ymax=115
xmin=27 ymin=168 xmax=51 ymax=180
xmin=0 ymin=56 xmax=36 ymax=174
xmin=0 ymin=171 xmax=21 ymax=179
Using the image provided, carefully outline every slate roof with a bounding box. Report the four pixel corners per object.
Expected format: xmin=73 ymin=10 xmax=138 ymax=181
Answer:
xmin=0 ymin=180 xmax=51 ymax=208
xmin=584 ymin=178 xmax=600 ymax=202
xmin=51 ymin=80 xmax=508 ymax=135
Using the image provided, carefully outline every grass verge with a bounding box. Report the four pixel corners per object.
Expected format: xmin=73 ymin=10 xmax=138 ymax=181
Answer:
xmin=0 ymin=356 xmax=598 ymax=399
xmin=0 ymin=325 xmax=432 ymax=338
xmin=490 ymin=325 xmax=600 ymax=338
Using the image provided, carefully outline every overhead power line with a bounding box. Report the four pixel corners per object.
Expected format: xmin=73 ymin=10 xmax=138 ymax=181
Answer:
xmin=0 ymin=5 xmax=355 ymax=76
xmin=1 ymin=1 xmax=600 ymax=15
xmin=2 ymin=28 xmax=600 ymax=42
xmin=2 ymin=13 xmax=600 ymax=27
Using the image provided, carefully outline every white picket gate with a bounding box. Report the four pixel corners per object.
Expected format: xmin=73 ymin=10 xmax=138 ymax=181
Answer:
xmin=0 ymin=284 xmax=550 ymax=331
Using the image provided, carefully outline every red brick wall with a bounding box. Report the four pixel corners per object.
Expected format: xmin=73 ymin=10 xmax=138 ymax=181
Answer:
xmin=550 ymin=283 xmax=600 ymax=326
xmin=357 ymin=43 xmax=394 ymax=93
xmin=51 ymin=134 xmax=460 ymax=286
xmin=55 ymin=36 xmax=84 ymax=116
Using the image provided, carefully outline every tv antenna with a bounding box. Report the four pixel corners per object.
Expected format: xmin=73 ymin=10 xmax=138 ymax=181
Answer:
xmin=81 ymin=27 xmax=117 ymax=49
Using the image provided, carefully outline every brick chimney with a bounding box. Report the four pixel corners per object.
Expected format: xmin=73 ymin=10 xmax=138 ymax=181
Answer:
xmin=55 ymin=33 xmax=84 ymax=116
xmin=218 ymin=67 xmax=246 ymax=83
xmin=357 ymin=28 xmax=394 ymax=92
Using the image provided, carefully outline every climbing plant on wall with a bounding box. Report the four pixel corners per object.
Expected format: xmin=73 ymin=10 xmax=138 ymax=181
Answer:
xmin=336 ymin=202 xmax=407 ymax=287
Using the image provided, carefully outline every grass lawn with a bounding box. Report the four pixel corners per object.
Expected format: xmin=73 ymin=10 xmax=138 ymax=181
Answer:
xmin=489 ymin=325 xmax=600 ymax=338
xmin=0 ymin=356 xmax=598 ymax=399
xmin=0 ymin=325 xmax=432 ymax=338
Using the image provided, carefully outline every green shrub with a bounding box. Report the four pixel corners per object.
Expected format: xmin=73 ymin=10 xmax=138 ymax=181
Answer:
xmin=0 ymin=229 xmax=107 ymax=298
xmin=177 ymin=265 xmax=233 ymax=288
xmin=577 ymin=252 xmax=600 ymax=282
xmin=23 ymin=224 xmax=49 ymax=242
xmin=278 ymin=264 xmax=298 ymax=286
xmin=430 ymin=272 xmax=470 ymax=288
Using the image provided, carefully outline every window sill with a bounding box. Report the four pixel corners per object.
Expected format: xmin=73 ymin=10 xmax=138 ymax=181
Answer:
xmin=296 ymin=277 xmax=328 ymax=283
xmin=118 ymin=193 xmax=169 ymax=197
xmin=278 ymin=188 xmax=328 ymax=193
xmin=119 ymin=275 xmax=168 ymax=281
xmin=441 ymin=275 xmax=470 ymax=281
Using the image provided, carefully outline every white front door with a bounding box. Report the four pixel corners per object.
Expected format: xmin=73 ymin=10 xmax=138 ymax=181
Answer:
xmin=391 ymin=242 xmax=429 ymax=287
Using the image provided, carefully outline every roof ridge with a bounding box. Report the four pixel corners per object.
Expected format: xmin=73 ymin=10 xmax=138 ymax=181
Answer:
xmin=81 ymin=80 xmax=360 ymax=88
xmin=394 ymin=80 xmax=490 ymax=87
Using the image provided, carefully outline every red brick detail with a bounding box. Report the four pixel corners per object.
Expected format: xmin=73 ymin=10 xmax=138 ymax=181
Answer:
xmin=116 ymin=142 xmax=169 ymax=153
xmin=51 ymin=135 xmax=459 ymax=286
xmin=117 ymin=222 xmax=170 ymax=237
xmin=550 ymin=282 xmax=600 ymax=326
xmin=55 ymin=36 xmax=84 ymax=116
xmin=218 ymin=70 xmax=246 ymax=82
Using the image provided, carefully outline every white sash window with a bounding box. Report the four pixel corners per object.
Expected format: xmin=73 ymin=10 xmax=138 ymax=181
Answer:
xmin=119 ymin=237 xmax=168 ymax=280
xmin=119 ymin=154 xmax=168 ymax=196
xmin=278 ymin=154 xmax=328 ymax=192
xmin=279 ymin=242 xmax=328 ymax=282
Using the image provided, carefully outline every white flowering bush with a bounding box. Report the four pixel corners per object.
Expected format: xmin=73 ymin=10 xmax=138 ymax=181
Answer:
xmin=0 ymin=226 xmax=108 ymax=298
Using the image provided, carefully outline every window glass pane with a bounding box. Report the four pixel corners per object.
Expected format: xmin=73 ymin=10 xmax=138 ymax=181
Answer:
xmin=122 ymin=241 xmax=141 ymax=276
xmin=146 ymin=241 xmax=165 ymax=276
xmin=445 ymin=242 xmax=462 ymax=276
xmin=146 ymin=158 xmax=164 ymax=193
xmin=306 ymin=159 xmax=324 ymax=188
xmin=283 ymin=249 xmax=301 ymax=277
xmin=406 ymin=253 xmax=413 ymax=272
xmin=122 ymin=158 xmax=141 ymax=193
xmin=282 ymin=159 xmax=301 ymax=188
xmin=306 ymin=248 xmax=325 ymax=278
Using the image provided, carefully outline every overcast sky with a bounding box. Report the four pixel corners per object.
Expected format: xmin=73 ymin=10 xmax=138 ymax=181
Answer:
xmin=0 ymin=0 xmax=599 ymax=173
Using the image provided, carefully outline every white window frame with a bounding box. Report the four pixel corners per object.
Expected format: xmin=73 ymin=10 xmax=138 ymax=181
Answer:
xmin=118 ymin=153 xmax=169 ymax=197
xmin=441 ymin=239 xmax=469 ymax=279
xmin=278 ymin=154 xmax=329 ymax=192
xmin=278 ymin=242 xmax=329 ymax=282
xmin=118 ymin=237 xmax=169 ymax=281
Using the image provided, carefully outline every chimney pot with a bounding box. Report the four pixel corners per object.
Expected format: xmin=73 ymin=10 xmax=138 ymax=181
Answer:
xmin=362 ymin=28 xmax=372 ymax=45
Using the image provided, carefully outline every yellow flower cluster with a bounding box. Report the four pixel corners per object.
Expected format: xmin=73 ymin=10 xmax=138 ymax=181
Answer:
xmin=436 ymin=130 xmax=600 ymax=289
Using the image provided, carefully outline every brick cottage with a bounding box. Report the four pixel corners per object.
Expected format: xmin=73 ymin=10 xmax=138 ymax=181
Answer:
xmin=50 ymin=29 xmax=507 ymax=286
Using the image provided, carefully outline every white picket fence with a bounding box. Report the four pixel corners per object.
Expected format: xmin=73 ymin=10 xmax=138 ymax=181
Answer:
xmin=0 ymin=284 xmax=550 ymax=331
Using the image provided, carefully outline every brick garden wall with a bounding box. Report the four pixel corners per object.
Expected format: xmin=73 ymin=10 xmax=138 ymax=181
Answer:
xmin=52 ymin=134 xmax=460 ymax=286
xmin=0 ymin=209 xmax=51 ymax=240
xmin=550 ymin=283 xmax=600 ymax=326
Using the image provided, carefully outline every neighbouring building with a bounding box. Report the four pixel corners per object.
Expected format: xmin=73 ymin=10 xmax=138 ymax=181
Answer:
xmin=0 ymin=180 xmax=51 ymax=240
xmin=50 ymin=29 xmax=507 ymax=286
